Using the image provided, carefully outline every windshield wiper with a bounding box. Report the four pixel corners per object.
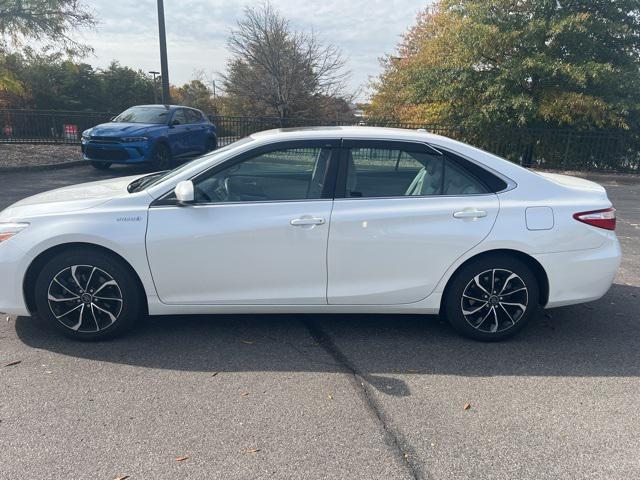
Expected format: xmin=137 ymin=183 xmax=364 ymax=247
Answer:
xmin=127 ymin=172 xmax=166 ymax=193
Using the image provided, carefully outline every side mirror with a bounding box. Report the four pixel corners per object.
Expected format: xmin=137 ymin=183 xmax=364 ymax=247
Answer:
xmin=175 ymin=180 xmax=195 ymax=204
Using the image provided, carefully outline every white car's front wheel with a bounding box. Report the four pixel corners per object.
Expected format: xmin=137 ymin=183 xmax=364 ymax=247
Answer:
xmin=444 ymin=254 xmax=540 ymax=341
xmin=34 ymin=248 xmax=142 ymax=340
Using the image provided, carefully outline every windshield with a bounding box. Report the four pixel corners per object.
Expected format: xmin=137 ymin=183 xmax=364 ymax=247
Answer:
xmin=129 ymin=137 xmax=255 ymax=192
xmin=113 ymin=106 xmax=170 ymax=124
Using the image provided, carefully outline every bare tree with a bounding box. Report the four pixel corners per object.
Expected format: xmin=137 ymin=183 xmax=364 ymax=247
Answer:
xmin=222 ymin=1 xmax=351 ymax=121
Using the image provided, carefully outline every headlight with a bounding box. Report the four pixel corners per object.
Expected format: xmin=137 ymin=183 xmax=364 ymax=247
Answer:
xmin=0 ymin=222 xmax=29 ymax=242
xmin=121 ymin=136 xmax=148 ymax=142
xmin=81 ymin=130 xmax=91 ymax=140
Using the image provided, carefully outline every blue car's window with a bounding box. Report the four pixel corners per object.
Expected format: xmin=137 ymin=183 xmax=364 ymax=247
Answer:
xmin=171 ymin=109 xmax=187 ymax=125
xmin=185 ymin=109 xmax=202 ymax=124
xmin=113 ymin=107 xmax=170 ymax=124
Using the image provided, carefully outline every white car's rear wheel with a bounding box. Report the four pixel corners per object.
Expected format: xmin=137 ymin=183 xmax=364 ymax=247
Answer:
xmin=34 ymin=248 xmax=141 ymax=340
xmin=444 ymin=254 xmax=539 ymax=341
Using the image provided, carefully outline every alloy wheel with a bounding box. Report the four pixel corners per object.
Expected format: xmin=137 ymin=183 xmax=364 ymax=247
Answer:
xmin=47 ymin=265 xmax=123 ymax=333
xmin=460 ymin=268 xmax=529 ymax=333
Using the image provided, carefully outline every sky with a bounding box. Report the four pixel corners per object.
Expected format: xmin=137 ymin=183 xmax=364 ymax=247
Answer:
xmin=75 ymin=0 xmax=426 ymax=100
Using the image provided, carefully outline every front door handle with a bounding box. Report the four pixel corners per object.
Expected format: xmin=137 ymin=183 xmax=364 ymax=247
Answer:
xmin=290 ymin=217 xmax=326 ymax=226
xmin=453 ymin=209 xmax=487 ymax=219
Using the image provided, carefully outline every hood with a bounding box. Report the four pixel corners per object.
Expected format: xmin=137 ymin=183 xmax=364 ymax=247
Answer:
xmin=87 ymin=122 xmax=164 ymax=137
xmin=0 ymin=175 xmax=144 ymax=221
xmin=536 ymin=172 xmax=607 ymax=194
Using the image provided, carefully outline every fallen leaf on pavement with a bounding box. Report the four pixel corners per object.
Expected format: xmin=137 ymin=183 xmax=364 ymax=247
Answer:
xmin=240 ymin=391 xmax=250 ymax=396
xmin=4 ymin=360 xmax=21 ymax=367
xmin=327 ymin=393 xmax=333 ymax=400
xmin=241 ymin=340 xmax=255 ymax=345
xmin=463 ymin=403 xmax=471 ymax=410
xmin=175 ymin=456 xmax=189 ymax=462
xmin=211 ymin=371 xmax=221 ymax=377
xmin=113 ymin=476 xmax=130 ymax=480
xmin=246 ymin=448 xmax=261 ymax=454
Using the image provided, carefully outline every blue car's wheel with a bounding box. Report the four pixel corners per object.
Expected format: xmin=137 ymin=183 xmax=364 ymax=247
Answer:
xmin=205 ymin=136 xmax=217 ymax=152
xmin=151 ymin=143 xmax=172 ymax=171
xmin=91 ymin=161 xmax=111 ymax=170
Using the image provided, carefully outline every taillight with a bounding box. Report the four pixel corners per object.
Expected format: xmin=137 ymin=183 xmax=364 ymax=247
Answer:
xmin=573 ymin=207 xmax=616 ymax=231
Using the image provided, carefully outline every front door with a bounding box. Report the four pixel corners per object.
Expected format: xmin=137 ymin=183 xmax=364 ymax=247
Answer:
xmin=146 ymin=140 xmax=339 ymax=304
xmin=166 ymin=109 xmax=190 ymax=156
xmin=327 ymin=140 xmax=500 ymax=305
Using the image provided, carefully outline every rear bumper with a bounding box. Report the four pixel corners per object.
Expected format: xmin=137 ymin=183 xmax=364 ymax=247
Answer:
xmin=81 ymin=140 xmax=152 ymax=164
xmin=534 ymin=235 xmax=621 ymax=308
xmin=0 ymin=240 xmax=31 ymax=316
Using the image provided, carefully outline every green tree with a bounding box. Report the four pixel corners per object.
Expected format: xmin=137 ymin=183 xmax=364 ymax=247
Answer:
xmin=368 ymin=1 xmax=640 ymax=131
xmin=100 ymin=62 xmax=155 ymax=112
xmin=0 ymin=0 xmax=94 ymax=54
xmin=10 ymin=50 xmax=102 ymax=110
xmin=0 ymin=0 xmax=94 ymax=99
xmin=173 ymin=79 xmax=217 ymax=114
xmin=4 ymin=54 xmax=156 ymax=112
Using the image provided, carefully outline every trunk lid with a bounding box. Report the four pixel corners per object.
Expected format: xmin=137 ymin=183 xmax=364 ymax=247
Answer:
xmin=536 ymin=172 xmax=607 ymax=195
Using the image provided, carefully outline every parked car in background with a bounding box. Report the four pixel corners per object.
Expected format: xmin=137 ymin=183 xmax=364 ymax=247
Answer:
xmin=81 ymin=105 xmax=217 ymax=170
xmin=0 ymin=127 xmax=621 ymax=342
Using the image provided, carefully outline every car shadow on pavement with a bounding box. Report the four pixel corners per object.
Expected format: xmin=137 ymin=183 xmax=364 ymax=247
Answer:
xmin=14 ymin=283 xmax=640 ymax=396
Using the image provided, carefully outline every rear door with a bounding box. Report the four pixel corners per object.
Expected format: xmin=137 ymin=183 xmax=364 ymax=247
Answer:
xmin=327 ymin=139 xmax=500 ymax=305
xmin=167 ymin=109 xmax=190 ymax=156
xmin=185 ymin=109 xmax=207 ymax=153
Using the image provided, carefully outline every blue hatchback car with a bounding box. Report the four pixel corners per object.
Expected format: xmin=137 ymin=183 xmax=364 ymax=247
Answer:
xmin=81 ymin=105 xmax=217 ymax=170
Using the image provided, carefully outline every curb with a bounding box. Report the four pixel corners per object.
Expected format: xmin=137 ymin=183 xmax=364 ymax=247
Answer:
xmin=0 ymin=160 xmax=86 ymax=174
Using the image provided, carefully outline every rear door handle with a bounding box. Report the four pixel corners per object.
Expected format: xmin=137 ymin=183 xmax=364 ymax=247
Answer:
xmin=453 ymin=209 xmax=487 ymax=219
xmin=290 ymin=217 xmax=326 ymax=226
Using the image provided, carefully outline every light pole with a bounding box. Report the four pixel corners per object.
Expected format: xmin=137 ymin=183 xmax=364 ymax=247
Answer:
xmin=156 ymin=0 xmax=171 ymax=104
xmin=149 ymin=71 xmax=160 ymax=104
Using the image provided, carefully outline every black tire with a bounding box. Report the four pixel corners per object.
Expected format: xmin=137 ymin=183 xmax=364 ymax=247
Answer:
xmin=34 ymin=248 xmax=142 ymax=341
xmin=91 ymin=161 xmax=111 ymax=170
xmin=443 ymin=254 xmax=539 ymax=341
xmin=150 ymin=142 xmax=173 ymax=171
xmin=205 ymin=136 xmax=217 ymax=152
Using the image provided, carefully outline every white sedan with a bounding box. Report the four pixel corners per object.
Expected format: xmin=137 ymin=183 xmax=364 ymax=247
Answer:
xmin=0 ymin=127 xmax=621 ymax=341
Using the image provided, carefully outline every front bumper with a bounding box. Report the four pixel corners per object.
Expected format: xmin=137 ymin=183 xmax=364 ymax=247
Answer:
xmin=534 ymin=234 xmax=621 ymax=308
xmin=81 ymin=139 xmax=152 ymax=164
xmin=0 ymin=239 xmax=32 ymax=316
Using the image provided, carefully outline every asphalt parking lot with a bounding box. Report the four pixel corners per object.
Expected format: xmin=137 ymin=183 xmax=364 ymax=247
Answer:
xmin=1 ymin=164 xmax=639 ymax=480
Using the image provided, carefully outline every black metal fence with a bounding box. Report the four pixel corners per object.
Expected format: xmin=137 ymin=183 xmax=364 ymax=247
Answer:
xmin=0 ymin=109 xmax=112 ymax=144
xmin=211 ymin=116 xmax=637 ymax=173
xmin=1 ymin=109 xmax=638 ymax=172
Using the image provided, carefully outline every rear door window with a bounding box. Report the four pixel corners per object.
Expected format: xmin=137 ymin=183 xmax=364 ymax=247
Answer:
xmin=341 ymin=141 xmax=491 ymax=198
xmin=171 ymin=109 xmax=187 ymax=125
xmin=185 ymin=109 xmax=202 ymax=124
